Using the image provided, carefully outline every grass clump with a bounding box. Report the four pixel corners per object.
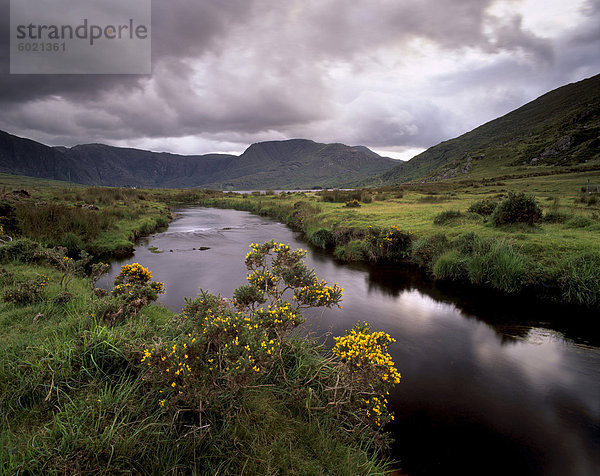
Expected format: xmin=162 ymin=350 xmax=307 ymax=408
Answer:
xmin=560 ymin=252 xmax=600 ymax=307
xmin=467 ymin=240 xmax=526 ymax=294
xmin=309 ymin=228 xmax=336 ymax=249
xmin=432 ymin=250 xmax=469 ymax=281
xmin=564 ymin=215 xmax=596 ymax=228
xmin=433 ymin=210 xmax=463 ymax=225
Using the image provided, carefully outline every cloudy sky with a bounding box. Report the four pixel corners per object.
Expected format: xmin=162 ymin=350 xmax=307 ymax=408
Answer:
xmin=1 ymin=0 xmax=599 ymax=160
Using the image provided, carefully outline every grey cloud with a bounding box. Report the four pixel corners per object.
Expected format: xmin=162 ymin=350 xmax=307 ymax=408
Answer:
xmin=0 ymin=0 xmax=597 ymax=154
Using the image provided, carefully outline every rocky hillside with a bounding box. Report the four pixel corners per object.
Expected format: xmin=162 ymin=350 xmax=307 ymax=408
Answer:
xmin=379 ymin=73 xmax=600 ymax=183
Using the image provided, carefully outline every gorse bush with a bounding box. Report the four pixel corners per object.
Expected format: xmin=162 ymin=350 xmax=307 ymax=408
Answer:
xmin=468 ymin=198 xmax=498 ymax=216
xmin=139 ymin=241 xmax=400 ymax=442
xmin=92 ymin=262 xmax=165 ymax=324
xmin=2 ymin=274 xmax=49 ymax=304
xmin=333 ymin=322 xmax=401 ymax=427
xmin=492 ymin=192 xmax=542 ymax=226
xmin=364 ymin=225 xmax=413 ymax=263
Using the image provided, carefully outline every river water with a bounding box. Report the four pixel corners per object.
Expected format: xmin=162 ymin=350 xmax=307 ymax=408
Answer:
xmin=100 ymin=207 xmax=600 ymax=475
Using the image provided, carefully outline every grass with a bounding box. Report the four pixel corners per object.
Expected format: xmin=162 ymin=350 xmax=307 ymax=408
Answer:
xmin=0 ymin=242 xmax=394 ymax=474
xmin=162 ymin=169 xmax=600 ymax=307
xmin=1 ymin=175 xmax=171 ymax=258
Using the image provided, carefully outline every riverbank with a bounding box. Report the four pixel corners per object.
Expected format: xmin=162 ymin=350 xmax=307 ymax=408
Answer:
xmin=157 ymin=171 xmax=600 ymax=309
xmin=1 ymin=174 xmax=172 ymax=259
xmin=0 ymin=178 xmax=397 ymax=474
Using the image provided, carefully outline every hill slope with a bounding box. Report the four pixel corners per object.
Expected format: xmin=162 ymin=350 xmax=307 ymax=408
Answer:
xmin=0 ymin=132 xmax=396 ymax=189
xmin=380 ymin=73 xmax=600 ymax=183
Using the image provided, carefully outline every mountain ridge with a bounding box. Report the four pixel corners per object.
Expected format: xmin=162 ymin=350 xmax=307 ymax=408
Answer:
xmin=0 ymin=133 xmax=397 ymax=189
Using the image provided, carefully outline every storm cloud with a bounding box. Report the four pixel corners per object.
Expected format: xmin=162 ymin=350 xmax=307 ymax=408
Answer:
xmin=1 ymin=0 xmax=599 ymax=158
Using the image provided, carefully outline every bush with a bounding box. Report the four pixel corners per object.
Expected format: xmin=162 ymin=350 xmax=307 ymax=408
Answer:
xmin=492 ymin=192 xmax=542 ymax=226
xmin=3 ymin=274 xmax=49 ymax=305
xmin=433 ymin=210 xmax=462 ymax=225
xmin=138 ymin=242 xmax=399 ymax=442
xmin=0 ymin=238 xmax=41 ymax=263
xmin=345 ymin=199 xmax=361 ymax=208
xmin=320 ymin=189 xmax=362 ymax=203
xmin=468 ymin=199 xmax=497 ymax=216
xmin=364 ymin=226 xmax=413 ymax=262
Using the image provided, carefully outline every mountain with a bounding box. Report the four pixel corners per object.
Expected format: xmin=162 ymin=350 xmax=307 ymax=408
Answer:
xmin=0 ymin=133 xmax=397 ymax=189
xmin=379 ymin=73 xmax=600 ymax=184
xmin=201 ymin=140 xmax=397 ymax=189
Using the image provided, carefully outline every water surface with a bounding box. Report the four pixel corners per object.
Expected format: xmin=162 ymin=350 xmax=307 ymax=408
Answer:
xmin=101 ymin=208 xmax=600 ymax=475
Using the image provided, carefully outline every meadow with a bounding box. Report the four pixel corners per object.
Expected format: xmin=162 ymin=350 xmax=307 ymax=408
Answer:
xmin=0 ymin=175 xmax=397 ymax=473
xmin=1 ymin=167 xmax=599 ymax=473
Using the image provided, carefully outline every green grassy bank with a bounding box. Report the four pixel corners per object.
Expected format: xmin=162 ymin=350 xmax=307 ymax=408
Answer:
xmin=1 ymin=189 xmax=397 ymax=474
xmin=164 ymin=171 xmax=600 ymax=308
xmin=1 ymin=174 xmax=172 ymax=259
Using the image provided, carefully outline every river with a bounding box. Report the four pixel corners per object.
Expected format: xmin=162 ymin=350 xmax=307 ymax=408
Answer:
xmin=100 ymin=207 xmax=600 ymax=475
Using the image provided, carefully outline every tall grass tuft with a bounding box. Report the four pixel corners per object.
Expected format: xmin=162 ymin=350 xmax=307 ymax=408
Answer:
xmin=560 ymin=252 xmax=600 ymax=307
xmin=467 ymin=240 xmax=526 ymax=294
xmin=432 ymin=250 xmax=469 ymax=281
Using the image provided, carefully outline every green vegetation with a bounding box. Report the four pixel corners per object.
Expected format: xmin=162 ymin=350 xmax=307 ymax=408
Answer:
xmin=1 ymin=238 xmax=398 ymax=474
xmin=175 ymin=170 xmax=600 ymax=307
xmin=0 ymin=174 xmax=171 ymax=258
xmin=378 ymin=74 xmax=600 ymax=184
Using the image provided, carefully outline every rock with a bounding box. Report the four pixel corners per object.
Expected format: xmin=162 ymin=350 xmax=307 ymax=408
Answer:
xmin=541 ymin=136 xmax=573 ymax=157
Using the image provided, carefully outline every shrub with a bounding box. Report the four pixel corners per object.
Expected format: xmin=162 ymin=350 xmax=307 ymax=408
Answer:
xmin=433 ymin=210 xmax=462 ymax=225
xmin=345 ymin=199 xmax=361 ymax=208
xmin=560 ymin=252 xmax=600 ymax=307
xmin=3 ymin=274 xmax=49 ymax=305
xmin=468 ymin=199 xmax=497 ymax=216
xmin=360 ymin=191 xmax=373 ymax=203
xmin=364 ymin=226 xmax=413 ymax=262
xmin=320 ymin=189 xmax=362 ymax=203
xmin=0 ymin=238 xmax=41 ymax=263
xmin=0 ymin=200 xmax=19 ymax=236
xmin=92 ymin=263 xmax=165 ymax=324
xmin=492 ymin=192 xmax=542 ymax=226
xmin=138 ymin=242 xmax=400 ymax=456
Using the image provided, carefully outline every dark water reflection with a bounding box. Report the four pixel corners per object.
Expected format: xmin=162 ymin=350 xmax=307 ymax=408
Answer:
xmin=100 ymin=208 xmax=600 ymax=476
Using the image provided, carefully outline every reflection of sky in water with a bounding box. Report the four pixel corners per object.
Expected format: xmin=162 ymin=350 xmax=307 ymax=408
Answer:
xmin=102 ymin=207 xmax=600 ymax=475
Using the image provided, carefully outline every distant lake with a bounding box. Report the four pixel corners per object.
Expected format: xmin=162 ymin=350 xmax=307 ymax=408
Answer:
xmin=100 ymin=207 xmax=600 ymax=475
